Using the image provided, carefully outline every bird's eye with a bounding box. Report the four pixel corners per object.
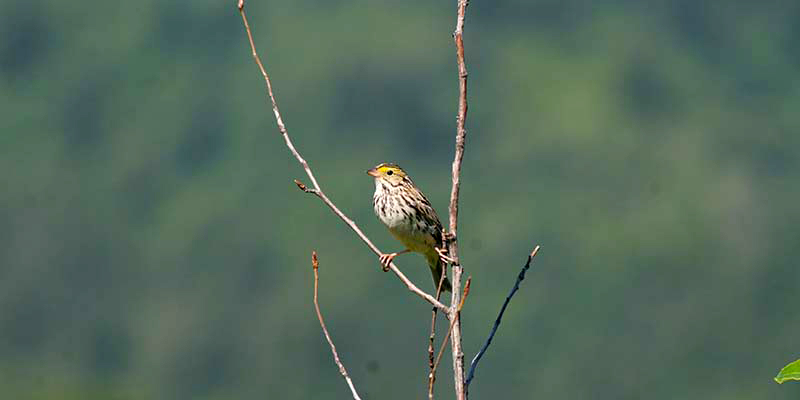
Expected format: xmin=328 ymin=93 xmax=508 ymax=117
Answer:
xmin=387 ymin=170 xmax=393 ymax=175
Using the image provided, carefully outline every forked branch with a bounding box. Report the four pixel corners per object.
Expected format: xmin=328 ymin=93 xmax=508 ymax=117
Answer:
xmin=237 ymin=0 xmax=448 ymax=313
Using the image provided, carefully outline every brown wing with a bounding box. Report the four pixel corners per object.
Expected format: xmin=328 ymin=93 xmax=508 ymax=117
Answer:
xmin=416 ymin=191 xmax=444 ymax=246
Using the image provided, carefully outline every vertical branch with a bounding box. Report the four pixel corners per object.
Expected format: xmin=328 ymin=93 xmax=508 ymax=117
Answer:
xmin=448 ymin=0 xmax=469 ymax=399
xmin=312 ymin=252 xmax=362 ymax=400
xmin=448 ymin=0 xmax=469 ymax=240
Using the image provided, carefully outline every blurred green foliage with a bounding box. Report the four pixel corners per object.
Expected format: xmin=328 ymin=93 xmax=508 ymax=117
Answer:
xmin=776 ymin=359 xmax=800 ymax=384
xmin=1 ymin=0 xmax=799 ymax=399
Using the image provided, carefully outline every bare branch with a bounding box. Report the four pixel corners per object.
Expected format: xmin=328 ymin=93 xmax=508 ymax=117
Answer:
xmin=312 ymin=252 xmax=363 ymax=400
xmin=431 ymin=277 xmax=471 ymax=398
xmin=448 ymin=0 xmax=469 ymax=243
xmin=237 ymin=2 xmax=448 ymax=313
xmin=448 ymin=0 xmax=470 ymax=398
xmin=427 ymin=272 xmax=448 ymax=399
xmin=465 ymin=245 xmax=541 ymax=388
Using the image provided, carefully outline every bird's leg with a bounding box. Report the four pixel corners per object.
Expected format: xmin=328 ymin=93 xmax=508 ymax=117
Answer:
xmin=433 ymin=228 xmax=456 ymax=264
xmin=379 ymin=249 xmax=410 ymax=272
xmin=441 ymin=229 xmax=456 ymax=243
xmin=437 ymin=228 xmax=457 ymax=264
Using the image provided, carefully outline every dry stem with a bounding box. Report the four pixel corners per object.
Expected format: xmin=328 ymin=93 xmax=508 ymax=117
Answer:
xmin=237 ymin=1 xmax=448 ymax=313
xmin=465 ymin=245 xmax=541 ymax=389
xmin=312 ymin=252 xmax=362 ymax=400
xmin=448 ymin=0 xmax=470 ymax=399
xmin=431 ymin=277 xmax=471 ymax=398
xmin=427 ymin=271 xmax=448 ymax=399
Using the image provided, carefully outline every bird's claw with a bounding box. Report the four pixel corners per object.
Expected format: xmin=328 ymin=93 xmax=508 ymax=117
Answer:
xmin=435 ymin=247 xmax=456 ymax=264
xmin=379 ymin=253 xmax=397 ymax=272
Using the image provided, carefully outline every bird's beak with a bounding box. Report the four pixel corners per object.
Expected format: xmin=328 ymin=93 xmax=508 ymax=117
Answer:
xmin=367 ymin=168 xmax=379 ymax=177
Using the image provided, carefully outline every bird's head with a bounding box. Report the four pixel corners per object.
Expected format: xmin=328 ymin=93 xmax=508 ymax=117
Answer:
xmin=367 ymin=163 xmax=408 ymax=185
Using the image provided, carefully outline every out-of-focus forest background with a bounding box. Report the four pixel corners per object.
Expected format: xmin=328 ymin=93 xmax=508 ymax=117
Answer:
xmin=2 ymin=0 xmax=799 ymax=399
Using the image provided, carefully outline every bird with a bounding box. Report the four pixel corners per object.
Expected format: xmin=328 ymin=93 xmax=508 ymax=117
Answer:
xmin=367 ymin=162 xmax=452 ymax=292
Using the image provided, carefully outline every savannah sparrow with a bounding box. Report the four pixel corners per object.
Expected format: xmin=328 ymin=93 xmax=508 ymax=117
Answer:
xmin=367 ymin=163 xmax=452 ymax=292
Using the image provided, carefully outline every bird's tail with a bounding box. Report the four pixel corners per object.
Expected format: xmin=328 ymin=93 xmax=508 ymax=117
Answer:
xmin=428 ymin=255 xmax=452 ymax=293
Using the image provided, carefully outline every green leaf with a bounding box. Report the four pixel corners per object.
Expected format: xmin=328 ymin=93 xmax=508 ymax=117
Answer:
xmin=775 ymin=359 xmax=800 ymax=384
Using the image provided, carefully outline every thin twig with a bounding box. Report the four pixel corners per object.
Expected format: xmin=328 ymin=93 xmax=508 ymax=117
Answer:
xmin=237 ymin=0 xmax=448 ymax=313
xmin=431 ymin=277 xmax=471 ymax=396
xmin=427 ymin=272 xmax=448 ymax=400
xmin=448 ymin=0 xmax=470 ymax=399
xmin=312 ymin=252 xmax=362 ymax=400
xmin=465 ymin=245 xmax=541 ymax=388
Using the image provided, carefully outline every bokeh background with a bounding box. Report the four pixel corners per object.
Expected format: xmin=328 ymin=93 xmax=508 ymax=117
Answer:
xmin=2 ymin=0 xmax=799 ymax=398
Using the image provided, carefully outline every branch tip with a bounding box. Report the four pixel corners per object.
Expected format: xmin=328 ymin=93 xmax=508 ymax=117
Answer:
xmin=530 ymin=245 xmax=541 ymax=258
xmin=312 ymin=251 xmax=319 ymax=270
xmin=459 ymin=276 xmax=471 ymax=311
xmin=294 ymin=179 xmax=308 ymax=191
xmin=237 ymin=0 xmax=244 ymax=11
